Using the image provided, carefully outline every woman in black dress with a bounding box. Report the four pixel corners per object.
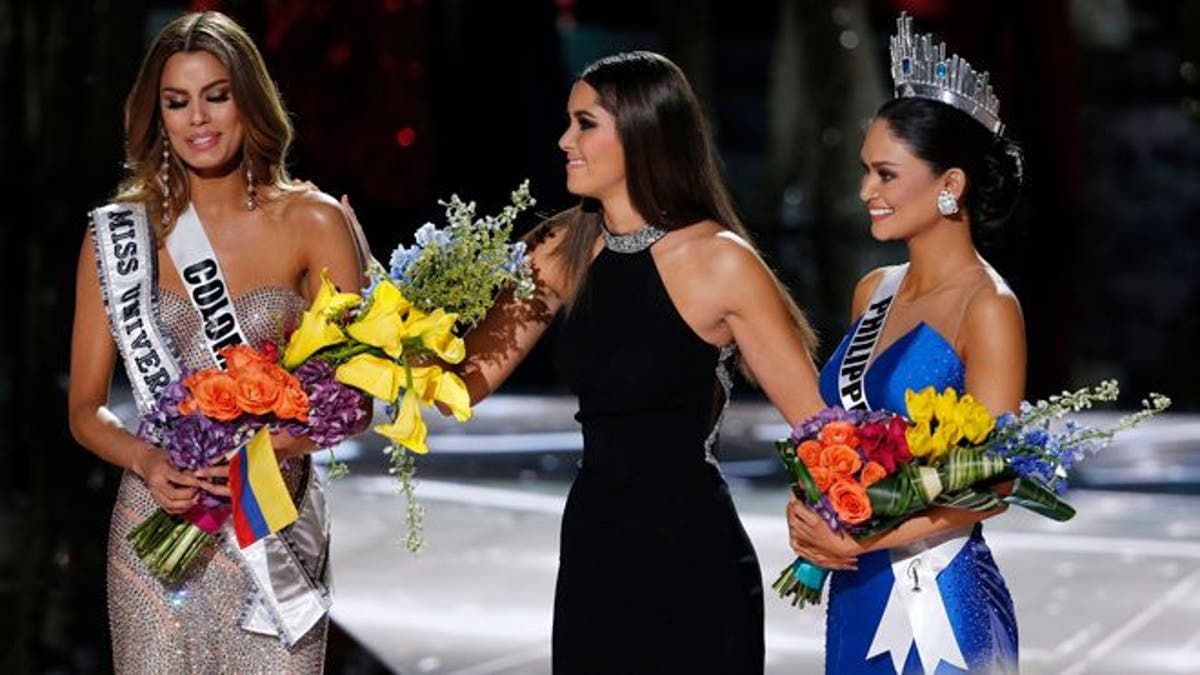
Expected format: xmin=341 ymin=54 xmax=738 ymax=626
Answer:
xmin=460 ymin=51 xmax=846 ymax=673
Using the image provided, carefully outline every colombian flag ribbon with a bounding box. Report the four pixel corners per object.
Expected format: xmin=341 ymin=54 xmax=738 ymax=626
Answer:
xmin=229 ymin=428 xmax=298 ymax=548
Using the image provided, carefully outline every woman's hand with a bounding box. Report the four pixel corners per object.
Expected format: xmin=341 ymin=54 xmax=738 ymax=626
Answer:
xmin=194 ymin=463 xmax=231 ymax=498
xmin=786 ymin=494 xmax=860 ymax=570
xmin=131 ymin=445 xmax=202 ymax=514
xmin=192 ymin=430 xmax=315 ymax=496
xmin=271 ymin=429 xmax=316 ymax=461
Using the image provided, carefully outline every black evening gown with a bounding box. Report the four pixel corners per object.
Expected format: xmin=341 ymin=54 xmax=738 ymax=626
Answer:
xmin=551 ymin=231 xmax=764 ymax=674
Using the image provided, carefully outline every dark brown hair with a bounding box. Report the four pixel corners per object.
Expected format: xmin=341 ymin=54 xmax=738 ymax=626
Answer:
xmin=548 ymin=51 xmax=816 ymax=352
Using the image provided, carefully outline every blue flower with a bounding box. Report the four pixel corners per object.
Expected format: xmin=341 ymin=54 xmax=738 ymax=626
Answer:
xmin=414 ymin=222 xmax=450 ymax=247
xmin=1022 ymin=428 xmax=1050 ymax=448
xmin=502 ymin=242 xmax=528 ymax=274
xmin=389 ymin=245 xmax=420 ymax=282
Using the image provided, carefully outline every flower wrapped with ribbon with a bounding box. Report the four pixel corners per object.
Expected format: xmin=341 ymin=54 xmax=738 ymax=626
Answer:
xmin=774 ymin=380 xmax=1171 ymax=608
xmin=279 ymin=181 xmax=536 ymax=550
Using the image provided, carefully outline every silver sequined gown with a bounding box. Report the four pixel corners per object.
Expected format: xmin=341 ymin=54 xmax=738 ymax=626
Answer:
xmin=107 ymin=287 xmax=328 ymax=674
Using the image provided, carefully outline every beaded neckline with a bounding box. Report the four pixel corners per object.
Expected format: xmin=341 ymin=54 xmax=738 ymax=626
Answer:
xmin=602 ymin=224 xmax=667 ymax=253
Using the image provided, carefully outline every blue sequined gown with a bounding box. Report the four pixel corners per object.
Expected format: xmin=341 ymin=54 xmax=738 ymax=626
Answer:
xmin=816 ymin=265 xmax=1019 ymax=674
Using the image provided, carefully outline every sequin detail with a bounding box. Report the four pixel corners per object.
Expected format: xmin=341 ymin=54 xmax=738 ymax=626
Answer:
xmin=602 ymin=224 xmax=666 ymax=253
xmin=703 ymin=344 xmax=737 ymax=466
xmin=107 ymin=287 xmax=327 ymax=673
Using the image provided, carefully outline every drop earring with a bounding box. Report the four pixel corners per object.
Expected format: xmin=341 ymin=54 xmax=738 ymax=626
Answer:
xmin=245 ymin=158 xmax=258 ymax=211
xmin=160 ymin=128 xmax=172 ymax=229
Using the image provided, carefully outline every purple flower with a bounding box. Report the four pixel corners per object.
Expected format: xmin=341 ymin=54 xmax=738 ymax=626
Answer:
xmin=813 ymin=495 xmax=843 ymax=533
xmin=138 ymin=376 xmax=193 ymax=444
xmin=793 ymin=406 xmax=868 ymax=441
xmin=165 ymin=413 xmax=237 ymax=470
xmin=285 ymin=361 xmax=370 ymax=448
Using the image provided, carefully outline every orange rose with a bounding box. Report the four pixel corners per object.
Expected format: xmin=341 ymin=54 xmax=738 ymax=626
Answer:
xmin=818 ymin=421 xmax=860 ymax=449
xmin=808 ymin=466 xmax=835 ymax=493
xmin=234 ymin=363 xmax=284 ymax=416
xmin=181 ymin=369 xmax=241 ymax=421
xmin=820 ymin=443 xmax=863 ymax=476
xmin=797 ymin=440 xmax=824 ymax=468
xmin=860 ymin=461 xmax=888 ymax=487
xmin=828 ymin=478 xmax=873 ymax=525
xmin=275 ymin=380 xmax=310 ymax=422
xmin=220 ymin=344 xmax=275 ymax=377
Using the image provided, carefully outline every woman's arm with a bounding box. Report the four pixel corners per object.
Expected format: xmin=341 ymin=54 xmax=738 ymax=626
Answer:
xmin=273 ymin=193 xmax=366 ymax=463
xmin=707 ymin=236 xmax=825 ymax=426
xmin=697 ymin=235 xmax=859 ymax=570
xmin=68 ymin=230 xmax=203 ymax=513
xmin=458 ymin=223 xmax=569 ymax=404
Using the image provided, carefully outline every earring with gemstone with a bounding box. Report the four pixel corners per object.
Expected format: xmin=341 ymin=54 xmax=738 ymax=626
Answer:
xmin=245 ymin=158 xmax=258 ymax=211
xmin=936 ymin=188 xmax=959 ymax=216
xmin=159 ymin=128 xmax=172 ymax=229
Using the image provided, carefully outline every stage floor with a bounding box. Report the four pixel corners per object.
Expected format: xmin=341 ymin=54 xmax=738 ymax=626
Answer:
xmin=320 ymin=395 xmax=1200 ymax=674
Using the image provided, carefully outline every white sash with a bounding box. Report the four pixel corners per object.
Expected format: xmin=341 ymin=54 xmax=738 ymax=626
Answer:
xmin=164 ymin=204 xmax=248 ymax=365
xmin=868 ymin=532 xmax=971 ymax=674
xmin=836 ymin=265 xmax=905 ymax=410
xmin=92 ymin=201 xmax=331 ymax=647
xmin=836 ymin=264 xmax=970 ymax=672
xmin=89 ymin=203 xmax=182 ymax=414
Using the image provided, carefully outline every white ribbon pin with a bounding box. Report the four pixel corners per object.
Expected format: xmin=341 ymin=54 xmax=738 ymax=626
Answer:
xmin=867 ymin=532 xmax=970 ymax=674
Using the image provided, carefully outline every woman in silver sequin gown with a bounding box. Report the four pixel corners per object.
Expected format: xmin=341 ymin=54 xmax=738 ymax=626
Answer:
xmin=69 ymin=12 xmax=367 ymax=672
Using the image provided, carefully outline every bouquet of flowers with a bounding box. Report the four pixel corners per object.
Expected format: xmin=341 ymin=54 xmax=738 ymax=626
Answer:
xmin=131 ymin=343 xmax=369 ymax=583
xmin=280 ymin=181 xmax=536 ymax=550
xmin=773 ymin=381 xmax=1171 ymax=607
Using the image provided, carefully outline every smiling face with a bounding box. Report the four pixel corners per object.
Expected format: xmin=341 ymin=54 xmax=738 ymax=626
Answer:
xmin=858 ymin=118 xmax=954 ymax=241
xmin=557 ymin=80 xmax=627 ymax=203
xmin=159 ymin=50 xmax=245 ymax=176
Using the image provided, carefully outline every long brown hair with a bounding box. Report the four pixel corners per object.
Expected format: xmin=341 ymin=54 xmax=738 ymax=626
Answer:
xmin=549 ymin=51 xmax=816 ymax=352
xmin=116 ymin=11 xmax=296 ymax=237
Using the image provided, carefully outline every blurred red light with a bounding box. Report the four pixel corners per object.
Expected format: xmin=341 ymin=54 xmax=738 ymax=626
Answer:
xmin=395 ymin=127 xmax=417 ymax=147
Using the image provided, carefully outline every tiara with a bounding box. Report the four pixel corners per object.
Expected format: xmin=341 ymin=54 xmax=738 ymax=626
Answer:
xmin=890 ymin=12 xmax=1003 ymax=134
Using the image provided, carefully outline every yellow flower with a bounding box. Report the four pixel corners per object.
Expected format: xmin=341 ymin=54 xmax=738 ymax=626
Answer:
xmin=282 ymin=270 xmax=361 ymax=369
xmin=346 ymin=280 xmax=413 ymax=358
xmin=410 ymin=366 xmax=473 ymax=422
xmin=412 ymin=309 xmax=466 ymax=365
xmin=905 ymin=387 xmax=937 ymax=426
xmin=311 ymin=269 xmax=362 ymax=318
xmin=335 ymin=354 xmax=406 ymax=402
xmin=931 ymin=420 xmax=961 ymax=461
xmin=374 ymin=389 xmax=428 ymax=454
xmin=933 ymin=387 xmax=960 ymax=424
xmin=284 ymin=314 xmax=347 ymax=369
xmin=906 ymin=421 xmax=934 ymax=458
xmin=957 ymin=394 xmax=996 ymax=444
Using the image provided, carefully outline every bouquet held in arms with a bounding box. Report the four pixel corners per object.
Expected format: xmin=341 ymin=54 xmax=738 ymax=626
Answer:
xmin=773 ymin=381 xmax=1171 ymax=607
xmin=281 ymin=181 xmax=537 ymax=550
xmin=132 ymin=343 xmax=370 ymax=583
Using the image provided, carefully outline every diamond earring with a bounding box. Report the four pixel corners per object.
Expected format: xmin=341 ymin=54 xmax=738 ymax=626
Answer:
xmin=936 ymin=189 xmax=959 ymax=216
xmin=159 ymin=128 xmax=172 ymax=229
xmin=245 ymin=158 xmax=258 ymax=211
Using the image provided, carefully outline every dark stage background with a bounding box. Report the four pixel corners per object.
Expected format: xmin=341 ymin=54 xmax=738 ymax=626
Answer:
xmin=2 ymin=0 xmax=1198 ymax=671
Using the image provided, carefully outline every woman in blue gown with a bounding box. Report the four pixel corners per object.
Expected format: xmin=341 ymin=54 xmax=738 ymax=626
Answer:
xmin=787 ymin=14 xmax=1026 ymax=675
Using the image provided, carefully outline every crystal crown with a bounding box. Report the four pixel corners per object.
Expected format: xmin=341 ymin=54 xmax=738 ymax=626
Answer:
xmin=890 ymin=12 xmax=1003 ymax=134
